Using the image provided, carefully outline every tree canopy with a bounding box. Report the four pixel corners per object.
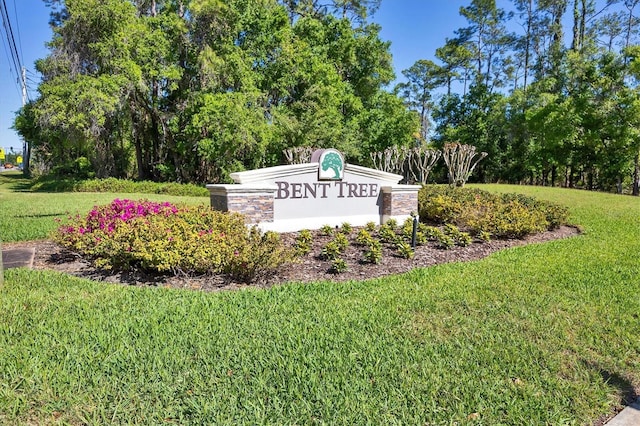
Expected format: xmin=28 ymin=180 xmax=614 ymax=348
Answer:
xmin=17 ymin=0 xmax=416 ymax=183
xmin=16 ymin=0 xmax=640 ymax=195
xmin=397 ymin=0 xmax=640 ymax=195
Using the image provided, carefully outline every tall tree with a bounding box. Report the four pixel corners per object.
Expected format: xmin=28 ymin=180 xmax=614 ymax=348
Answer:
xmin=396 ymin=59 xmax=445 ymax=142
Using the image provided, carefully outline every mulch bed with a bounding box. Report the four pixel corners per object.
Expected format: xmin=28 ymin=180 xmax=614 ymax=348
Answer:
xmin=3 ymin=225 xmax=580 ymax=292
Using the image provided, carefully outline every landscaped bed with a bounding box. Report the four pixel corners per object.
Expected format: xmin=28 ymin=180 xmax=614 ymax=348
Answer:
xmin=7 ymin=186 xmax=576 ymax=290
xmin=5 ymin=224 xmax=578 ymax=291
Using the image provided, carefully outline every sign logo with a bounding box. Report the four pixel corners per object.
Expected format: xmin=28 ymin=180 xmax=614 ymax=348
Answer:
xmin=318 ymin=149 xmax=344 ymax=180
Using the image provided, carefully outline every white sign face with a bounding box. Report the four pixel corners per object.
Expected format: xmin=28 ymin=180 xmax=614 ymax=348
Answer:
xmin=272 ymin=168 xmax=381 ymax=221
xmin=210 ymin=149 xmax=420 ymax=232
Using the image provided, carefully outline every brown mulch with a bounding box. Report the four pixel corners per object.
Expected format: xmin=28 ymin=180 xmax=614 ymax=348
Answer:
xmin=3 ymin=225 xmax=580 ymax=292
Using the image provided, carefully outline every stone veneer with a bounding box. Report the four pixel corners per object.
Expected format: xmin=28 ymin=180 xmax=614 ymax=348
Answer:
xmin=208 ymin=185 xmax=276 ymax=224
xmin=381 ymin=186 xmax=419 ymax=222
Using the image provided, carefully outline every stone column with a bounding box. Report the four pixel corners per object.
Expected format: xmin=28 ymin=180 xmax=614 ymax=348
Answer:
xmin=206 ymin=184 xmax=277 ymax=224
xmin=380 ymin=185 xmax=420 ymax=223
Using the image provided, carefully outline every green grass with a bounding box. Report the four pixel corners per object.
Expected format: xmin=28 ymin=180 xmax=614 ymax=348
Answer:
xmin=1 ymin=181 xmax=640 ymax=424
xmin=0 ymin=173 xmax=207 ymax=242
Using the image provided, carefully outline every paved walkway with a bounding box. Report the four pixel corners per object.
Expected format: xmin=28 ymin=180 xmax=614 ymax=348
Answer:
xmin=1 ymin=247 xmax=35 ymax=269
xmin=605 ymin=399 xmax=640 ymax=426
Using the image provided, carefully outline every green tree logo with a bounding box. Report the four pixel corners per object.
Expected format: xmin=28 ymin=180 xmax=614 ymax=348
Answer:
xmin=321 ymin=152 xmax=343 ymax=179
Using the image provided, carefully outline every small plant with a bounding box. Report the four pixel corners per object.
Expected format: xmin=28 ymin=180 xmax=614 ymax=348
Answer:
xmin=401 ymin=223 xmax=413 ymax=241
xmin=329 ymin=258 xmax=348 ymax=274
xmin=378 ymin=224 xmax=398 ymax=243
xmin=456 ymin=232 xmax=472 ymax=247
xmin=403 ymin=217 xmax=414 ymax=229
xmin=333 ymin=233 xmax=349 ymax=252
xmin=438 ymin=234 xmax=455 ymax=250
xmin=340 ymin=222 xmax=353 ymax=235
xmin=363 ymin=240 xmax=383 ymax=264
xmin=321 ymin=241 xmax=342 ymax=260
xmin=395 ymin=241 xmax=414 ymax=259
xmin=443 ymin=223 xmax=472 ymax=246
xmin=356 ymin=229 xmax=374 ymax=246
xmin=478 ymin=230 xmax=491 ymax=242
xmin=294 ymin=229 xmax=314 ymax=255
xmin=385 ymin=218 xmax=398 ymax=230
xmin=421 ymin=225 xmax=443 ymax=241
xmin=319 ymin=224 xmax=333 ymax=236
xmin=365 ymin=221 xmax=377 ymax=232
xmin=414 ymin=231 xmax=427 ymax=245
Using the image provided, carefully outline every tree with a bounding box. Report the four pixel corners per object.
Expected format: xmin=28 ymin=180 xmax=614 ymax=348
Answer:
xmin=442 ymin=143 xmax=488 ymax=187
xmin=396 ymin=60 xmax=446 ymax=142
xmin=18 ymin=0 xmax=410 ymax=183
xmin=457 ymin=0 xmax=515 ymax=90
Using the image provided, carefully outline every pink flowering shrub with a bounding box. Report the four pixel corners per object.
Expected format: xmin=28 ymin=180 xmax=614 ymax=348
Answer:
xmin=54 ymin=199 xmax=293 ymax=281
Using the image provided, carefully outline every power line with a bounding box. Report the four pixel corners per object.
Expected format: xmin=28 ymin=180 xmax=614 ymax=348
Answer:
xmin=0 ymin=0 xmax=27 ymax=101
xmin=0 ymin=20 xmax=21 ymax=97
xmin=0 ymin=0 xmax=22 ymax=71
xmin=10 ymin=0 xmax=23 ymax=63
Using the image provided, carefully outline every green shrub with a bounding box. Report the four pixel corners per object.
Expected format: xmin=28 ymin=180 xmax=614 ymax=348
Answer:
xmin=365 ymin=221 xmax=377 ymax=232
xmin=419 ymin=185 xmax=568 ymax=238
xmin=320 ymin=224 xmax=334 ymax=236
xmin=294 ymin=230 xmax=314 ymax=255
xmin=329 ymin=258 xmax=348 ymax=274
xmin=31 ymin=176 xmax=209 ymax=196
xmin=53 ymin=199 xmax=292 ymax=282
xmin=333 ymin=233 xmax=349 ymax=252
xmin=355 ymin=229 xmax=374 ymax=246
xmin=225 ymin=229 xmax=294 ymax=282
xmin=478 ymin=230 xmax=492 ymax=242
xmin=377 ymin=224 xmax=398 ymax=243
xmin=463 ymin=200 xmax=548 ymax=238
xmin=340 ymin=222 xmax=353 ymax=235
xmin=385 ymin=218 xmax=398 ymax=230
xmin=443 ymin=224 xmax=472 ymax=247
xmin=395 ymin=241 xmax=414 ymax=259
xmin=363 ymin=240 xmax=383 ymax=264
xmin=421 ymin=225 xmax=443 ymax=241
xmin=438 ymin=234 xmax=455 ymax=250
xmin=321 ymin=241 xmax=342 ymax=260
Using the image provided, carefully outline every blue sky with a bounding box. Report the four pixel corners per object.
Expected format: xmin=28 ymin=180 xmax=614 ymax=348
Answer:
xmin=0 ymin=0 xmax=617 ymax=155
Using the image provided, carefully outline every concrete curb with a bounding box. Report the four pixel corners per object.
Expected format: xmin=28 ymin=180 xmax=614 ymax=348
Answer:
xmin=605 ymin=399 xmax=640 ymax=425
xmin=1 ymin=248 xmax=35 ymax=269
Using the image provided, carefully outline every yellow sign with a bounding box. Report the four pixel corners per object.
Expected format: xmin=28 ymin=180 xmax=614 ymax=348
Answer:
xmin=16 ymin=156 xmax=23 ymax=164
xmin=0 ymin=149 xmax=4 ymax=160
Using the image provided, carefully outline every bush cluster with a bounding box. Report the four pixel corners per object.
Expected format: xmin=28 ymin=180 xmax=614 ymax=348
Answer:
xmin=54 ymin=199 xmax=292 ymax=282
xmin=31 ymin=176 xmax=209 ymax=197
xmin=419 ymin=185 xmax=569 ymax=238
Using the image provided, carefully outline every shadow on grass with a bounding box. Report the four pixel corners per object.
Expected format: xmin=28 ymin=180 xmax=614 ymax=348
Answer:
xmin=0 ymin=172 xmax=33 ymax=192
xmin=14 ymin=213 xmax=65 ymax=218
xmin=585 ymin=360 xmax=639 ymax=406
xmin=1 ymin=174 xmax=80 ymax=193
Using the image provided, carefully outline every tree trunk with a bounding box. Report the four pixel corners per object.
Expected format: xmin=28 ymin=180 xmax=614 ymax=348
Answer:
xmin=572 ymin=0 xmax=580 ymax=50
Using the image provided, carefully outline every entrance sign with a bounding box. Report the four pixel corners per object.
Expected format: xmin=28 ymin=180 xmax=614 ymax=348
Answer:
xmin=207 ymin=149 xmax=421 ymax=232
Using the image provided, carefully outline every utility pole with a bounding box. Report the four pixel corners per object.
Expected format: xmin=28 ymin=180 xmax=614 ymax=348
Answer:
xmin=21 ymin=66 xmax=28 ymax=176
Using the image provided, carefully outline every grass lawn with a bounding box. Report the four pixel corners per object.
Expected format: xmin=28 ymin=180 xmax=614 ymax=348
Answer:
xmin=0 ymin=173 xmax=207 ymax=242
xmin=1 ymin=177 xmax=639 ymax=424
